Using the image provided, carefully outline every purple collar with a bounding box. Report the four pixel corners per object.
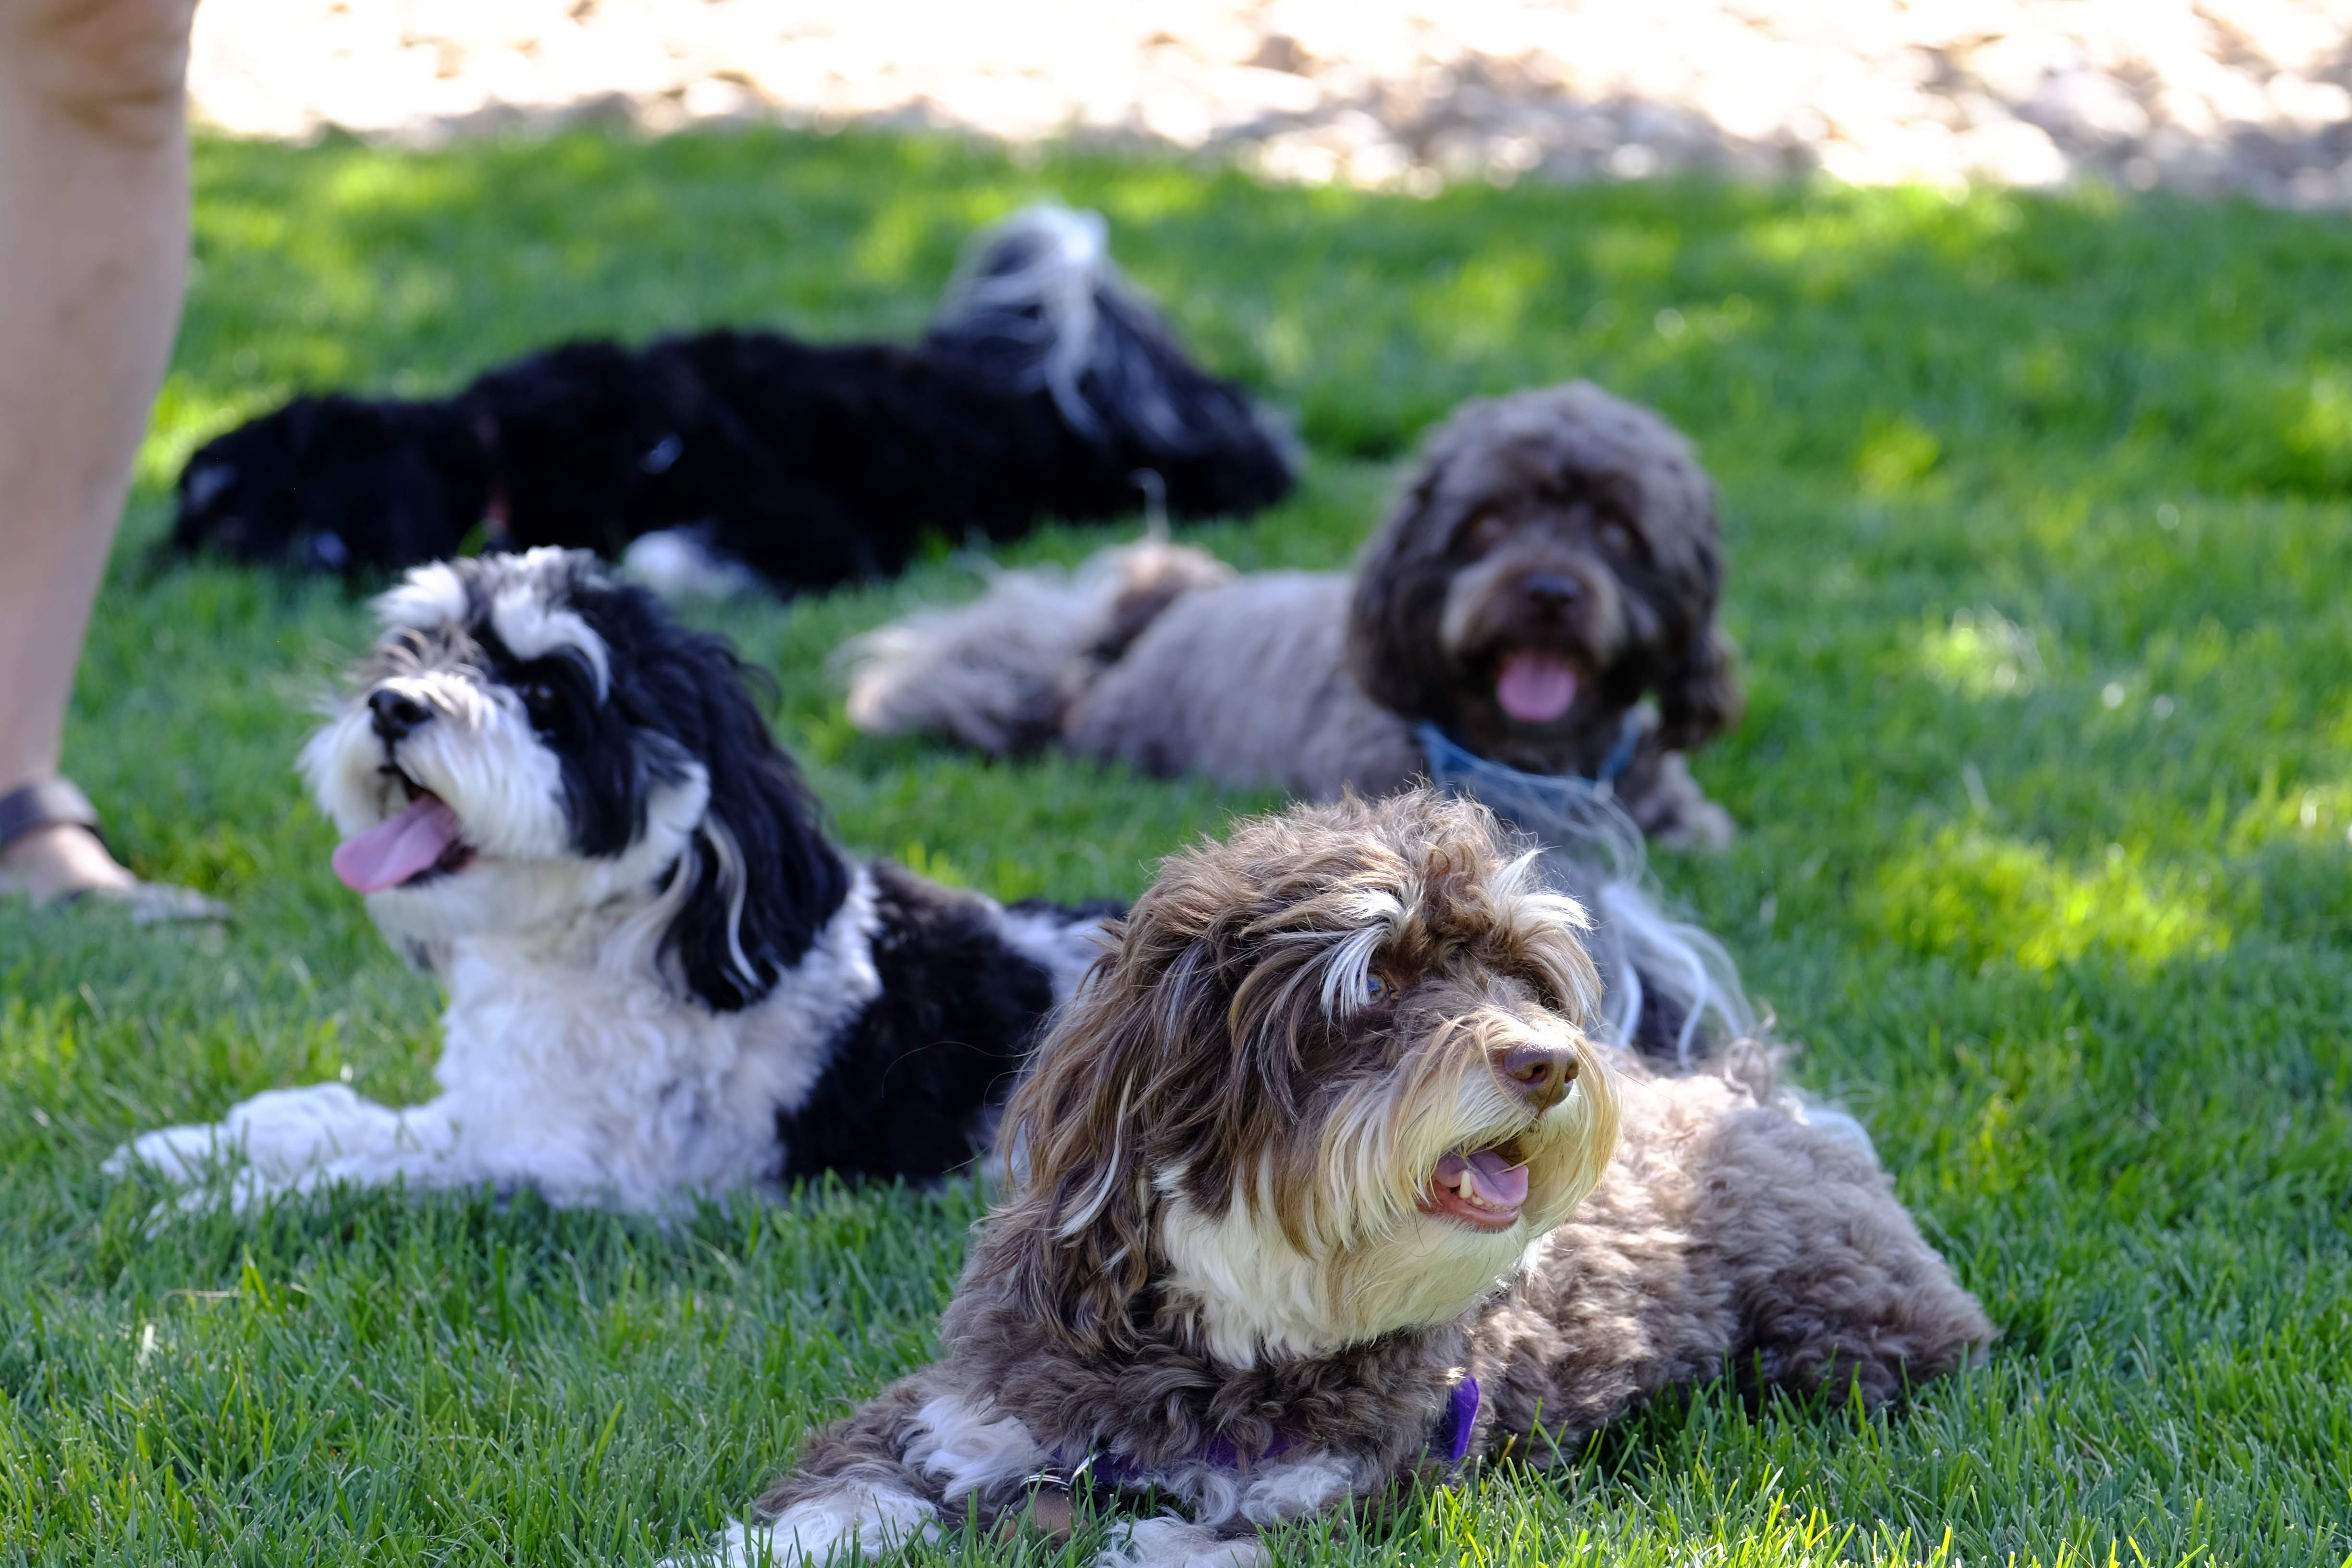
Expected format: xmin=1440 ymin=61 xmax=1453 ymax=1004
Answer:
xmin=1435 ymin=1373 xmax=1482 ymax=1465
xmin=1062 ymin=1376 xmax=1480 ymax=1491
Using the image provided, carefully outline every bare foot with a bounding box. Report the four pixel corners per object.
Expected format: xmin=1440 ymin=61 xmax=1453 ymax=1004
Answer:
xmin=0 ymin=821 xmax=140 ymax=905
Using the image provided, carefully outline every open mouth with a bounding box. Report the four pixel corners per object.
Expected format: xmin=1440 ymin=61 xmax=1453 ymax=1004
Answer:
xmin=1418 ymin=1136 xmax=1532 ymax=1232
xmin=331 ymin=771 xmax=477 ymax=894
xmin=1493 ymin=650 xmax=1583 ymax=725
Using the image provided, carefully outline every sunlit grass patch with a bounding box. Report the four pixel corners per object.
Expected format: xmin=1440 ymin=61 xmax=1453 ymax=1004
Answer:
xmin=1856 ymin=417 xmax=1943 ymax=499
xmin=1871 ymin=827 xmax=2227 ymax=973
xmin=1915 ymin=608 xmax=2045 ymax=699
xmin=2227 ymin=769 xmax=2352 ymax=857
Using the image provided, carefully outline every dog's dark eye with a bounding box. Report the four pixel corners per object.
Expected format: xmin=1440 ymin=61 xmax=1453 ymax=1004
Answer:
xmin=520 ymin=683 xmax=560 ymax=729
xmin=1597 ymin=520 xmax=1635 ymax=556
xmin=1460 ymin=512 xmax=1508 ymax=553
xmin=1360 ymin=971 xmax=1396 ymax=1009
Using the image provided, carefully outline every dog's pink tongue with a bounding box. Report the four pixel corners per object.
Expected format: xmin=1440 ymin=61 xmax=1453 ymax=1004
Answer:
xmin=332 ymin=796 xmax=461 ymax=894
xmin=1463 ymin=1148 xmax=1531 ymax=1209
xmin=1495 ymin=652 xmax=1579 ymax=724
xmin=1435 ymin=1148 xmax=1531 ymax=1210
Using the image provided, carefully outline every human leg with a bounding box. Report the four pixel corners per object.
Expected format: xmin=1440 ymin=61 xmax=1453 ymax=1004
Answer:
xmin=0 ymin=0 xmax=200 ymax=904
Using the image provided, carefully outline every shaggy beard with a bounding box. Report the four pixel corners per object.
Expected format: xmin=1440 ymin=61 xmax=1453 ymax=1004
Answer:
xmin=1156 ymin=1015 xmax=1619 ymax=1363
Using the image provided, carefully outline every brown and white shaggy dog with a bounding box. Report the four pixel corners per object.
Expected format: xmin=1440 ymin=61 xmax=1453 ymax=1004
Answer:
xmin=670 ymin=792 xmax=1991 ymax=1567
xmin=843 ymin=381 xmax=1743 ymax=847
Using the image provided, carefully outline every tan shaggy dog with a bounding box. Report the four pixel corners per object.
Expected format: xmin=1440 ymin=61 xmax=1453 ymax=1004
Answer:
xmin=844 ymin=381 xmax=1743 ymax=847
xmin=668 ymin=792 xmax=1991 ymax=1568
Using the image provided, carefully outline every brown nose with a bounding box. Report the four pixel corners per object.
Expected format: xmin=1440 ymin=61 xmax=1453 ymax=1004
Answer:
xmin=1495 ymin=1043 xmax=1577 ymax=1110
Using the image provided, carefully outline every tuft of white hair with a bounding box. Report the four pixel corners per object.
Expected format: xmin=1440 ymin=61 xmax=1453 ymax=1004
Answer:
xmin=940 ymin=205 xmax=1117 ymax=439
xmin=622 ymin=527 xmax=760 ymax=600
xmin=933 ymin=203 xmax=1298 ymax=467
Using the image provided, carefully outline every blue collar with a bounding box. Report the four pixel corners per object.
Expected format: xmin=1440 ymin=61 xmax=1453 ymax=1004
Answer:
xmin=1418 ymin=710 xmax=1646 ymax=798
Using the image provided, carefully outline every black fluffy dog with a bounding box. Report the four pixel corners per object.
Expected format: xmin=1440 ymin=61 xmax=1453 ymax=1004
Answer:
xmin=171 ymin=207 xmax=1296 ymax=595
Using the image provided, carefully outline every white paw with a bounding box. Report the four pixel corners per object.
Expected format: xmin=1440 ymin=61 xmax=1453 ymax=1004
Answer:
xmin=108 ymin=1083 xmax=461 ymax=1192
xmin=215 ymin=1084 xmax=423 ymax=1176
xmin=656 ymin=1519 xmax=764 ymax=1568
xmin=104 ymin=1119 xmax=241 ymax=1184
xmin=666 ymin=1486 xmax=938 ymax=1568
xmin=1096 ymin=1516 xmax=1269 ymax=1568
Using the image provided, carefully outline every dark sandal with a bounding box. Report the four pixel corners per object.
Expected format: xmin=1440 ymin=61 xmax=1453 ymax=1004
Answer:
xmin=0 ymin=777 xmax=229 ymax=923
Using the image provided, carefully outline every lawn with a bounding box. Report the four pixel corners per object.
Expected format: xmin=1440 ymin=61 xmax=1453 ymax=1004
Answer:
xmin=2 ymin=125 xmax=2349 ymax=1565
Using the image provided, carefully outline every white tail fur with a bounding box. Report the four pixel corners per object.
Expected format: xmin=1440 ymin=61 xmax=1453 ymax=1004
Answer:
xmin=932 ymin=204 xmax=1300 ymax=475
xmin=939 ymin=205 xmax=1118 ymax=439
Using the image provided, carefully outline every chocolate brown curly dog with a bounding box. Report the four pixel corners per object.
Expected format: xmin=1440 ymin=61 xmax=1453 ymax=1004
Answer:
xmin=668 ymin=791 xmax=1991 ymax=1567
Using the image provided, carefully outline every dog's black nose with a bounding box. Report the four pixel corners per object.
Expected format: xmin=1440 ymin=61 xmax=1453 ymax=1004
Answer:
xmin=368 ymin=688 xmax=432 ymax=742
xmin=1522 ymin=572 xmax=1582 ymax=612
xmin=1496 ymin=1042 xmax=1577 ymax=1111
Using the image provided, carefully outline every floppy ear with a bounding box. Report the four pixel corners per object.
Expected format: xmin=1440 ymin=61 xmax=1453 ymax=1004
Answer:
xmin=1347 ymin=451 xmax=1454 ymax=720
xmin=987 ymin=857 xmax=1360 ymax=1352
xmin=588 ymin=586 xmax=852 ymax=1012
xmin=1642 ymin=461 xmax=1742 ymax=754
xmin=989 ymin=954 xmax=1172 ymax=1356
xmin=1654 ymin=623 xmax=1744 ymax=753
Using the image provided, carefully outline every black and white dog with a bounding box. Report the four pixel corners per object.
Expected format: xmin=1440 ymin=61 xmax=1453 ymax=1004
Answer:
xmin=168 ymin=206 xmax=1297 ymax=597
xmin=110 ymin=550 xmax=1108 ymax=1212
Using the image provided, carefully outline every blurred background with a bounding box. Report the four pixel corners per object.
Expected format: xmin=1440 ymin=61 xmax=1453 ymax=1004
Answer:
xmin=190 ymin=0 xmax=2352 ymax=206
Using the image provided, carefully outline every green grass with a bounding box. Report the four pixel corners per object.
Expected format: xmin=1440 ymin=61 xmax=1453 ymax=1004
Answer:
xmin=3 ymin=125 xmax=2350 ymax=1565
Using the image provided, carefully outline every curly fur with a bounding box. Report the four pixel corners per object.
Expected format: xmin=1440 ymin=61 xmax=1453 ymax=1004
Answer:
xmin=167 ymin=206 xmax=1295 ymax=595
xmin=843 ymin=381 xmax=1740 ymax=847
xmin=662 ymin=792 xmax=1990 ymax=1567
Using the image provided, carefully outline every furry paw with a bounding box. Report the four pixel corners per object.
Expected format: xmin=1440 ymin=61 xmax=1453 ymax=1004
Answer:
xmin=1648 ymin=796 xmax=1736 ymax=853
xmin=103 ymin=1120 xmax=243 ymax=1185
xmin=1619 ymin=748 xmax=1737 ymax=853
xmin=668 ymin=1490 xmax=938 ymax=1568
xmin=105 ymin=1083 xmax=455 ymax=1190
xmin=1096 ymin=1517 xmax=1269 ymax=1568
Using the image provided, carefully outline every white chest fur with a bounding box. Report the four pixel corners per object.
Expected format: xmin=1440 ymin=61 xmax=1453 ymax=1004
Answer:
xmin=110 ymin=869 xmax=882 ymax=1214
xmin=426 ymin=866 xmax=882 ymax=1208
